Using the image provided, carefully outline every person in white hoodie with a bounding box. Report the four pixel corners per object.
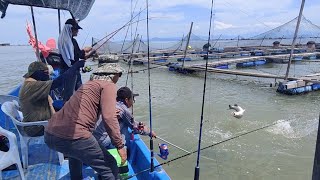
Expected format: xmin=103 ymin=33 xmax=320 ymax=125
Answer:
xmin=58 ymin=18 xmax=94 ymax=102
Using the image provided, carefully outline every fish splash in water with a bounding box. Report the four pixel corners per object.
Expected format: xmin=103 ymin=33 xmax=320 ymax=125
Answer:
xmin=229 ymin=104 xmax=245 ymax=119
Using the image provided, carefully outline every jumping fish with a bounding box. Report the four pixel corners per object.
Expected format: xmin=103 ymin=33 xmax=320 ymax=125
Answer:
xmin=229 ymin=104 xmax=245 ymax=119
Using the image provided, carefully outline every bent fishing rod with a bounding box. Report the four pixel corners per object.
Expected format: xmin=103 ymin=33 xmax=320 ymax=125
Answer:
xmin=84 ymin=15 xmax=142 ymax=50
xmin=84 ymin=18 xmax=150 ymax=58
xmin=92 ymin=17 xmax=150 ymax=53
xmin=124 ymin=120 xmax=284 ymax=179
xmin=92 ymin=7 xmax=147 ymax=47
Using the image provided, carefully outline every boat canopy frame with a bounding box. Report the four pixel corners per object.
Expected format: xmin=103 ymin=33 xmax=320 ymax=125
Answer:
xmin=0 ymin=0 xmax=95 ymax=20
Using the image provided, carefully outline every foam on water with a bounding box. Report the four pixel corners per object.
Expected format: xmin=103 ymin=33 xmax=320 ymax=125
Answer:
xmin=184 ymin=126 xmax=232 ymax=141
xmin=207 ymin=127 xmax=233 ymax=140
xmin=266 ymin=118 xmax=318 ymax=139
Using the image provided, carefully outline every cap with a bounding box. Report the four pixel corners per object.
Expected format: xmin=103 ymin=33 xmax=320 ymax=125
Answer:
xmin=307 ymin=41 xmax=315 ymax=45
xmin=65 ymin=18 xmax=82 ymax=29
xmin=92 ymin=63 xmax=124 ymax=75
xmin=273 ymin=41 xmax=280 ymax=45
xmin=117 ymin=87 xmax=139 ymax=100
xmin=23 ymin=61 xmax=48 ymax=78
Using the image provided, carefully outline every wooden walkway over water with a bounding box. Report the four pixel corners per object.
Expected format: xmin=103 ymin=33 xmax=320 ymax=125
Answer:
xmin=191 ymin=52 xmax=320 ymax=67
xmin=128 ymin=52 xmax=320 ymax=83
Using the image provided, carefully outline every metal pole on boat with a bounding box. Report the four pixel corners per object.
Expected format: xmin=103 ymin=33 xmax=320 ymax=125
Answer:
xmin=194 ymin=0 xmax=215 ymax=179
xmin=312 ymin=114 xmax=320 ymax=180
xmin=284 ymin=0 xmax=305 ymax=80
xmin=30 ymin=6 xmax=41 ymax=62
xmin=182 ymin=22 xmax=193 ymax=68
xmin=58 ymin=9 xmax=61 ymax=34
xmin=146 ymin=0 xmax=154 ymax=173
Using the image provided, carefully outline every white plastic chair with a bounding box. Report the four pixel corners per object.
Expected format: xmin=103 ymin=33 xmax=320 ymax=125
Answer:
xmin=0 ymin=126 xmax=25 ymax=180
xmin=1 ymin=101 xmax=64 ymax=169
xmin=0 ymin=95 xmax=19 ymax=130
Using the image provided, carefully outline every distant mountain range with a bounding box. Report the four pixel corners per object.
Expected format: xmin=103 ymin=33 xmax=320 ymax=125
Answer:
xmin=149 ymin=34 xmax=252 ymax=42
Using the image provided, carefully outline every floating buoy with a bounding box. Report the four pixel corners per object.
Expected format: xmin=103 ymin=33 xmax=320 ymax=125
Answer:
xmin=158 ymin=143 xmax=169 ymax=160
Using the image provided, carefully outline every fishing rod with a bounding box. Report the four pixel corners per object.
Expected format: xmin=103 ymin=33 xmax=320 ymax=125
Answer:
xmin=93 ymin=7 xmax=147 ymax=46
xmin=94 ymin=18 xmax=149 ymax=52
xmin=194 ymin=0 xmax=215 ymax=178
xmin=125 ymin=34 xmax=139 ymax=86
xmin=120 ymin=0 xmax=140 ymax=53
xmin=125 ymin=7 xmax=143 ymax=86
xmin=312 ymin=114 xmax=320 ymax=180
xmin=124 ymin=120 xmax=284 ymax=179
xmin=146 ymin=0 xmax=155 ymax=173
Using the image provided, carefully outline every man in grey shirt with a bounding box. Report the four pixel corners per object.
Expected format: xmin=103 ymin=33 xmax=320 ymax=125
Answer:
xmin=93 ymin=87 xmax=156 ymax=149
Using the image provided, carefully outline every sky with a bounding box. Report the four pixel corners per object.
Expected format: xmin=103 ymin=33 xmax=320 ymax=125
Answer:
xmin=0 ymin=0 xmax=319 ymax=45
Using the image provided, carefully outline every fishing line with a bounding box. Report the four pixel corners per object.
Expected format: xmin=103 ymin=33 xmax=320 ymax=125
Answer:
xmin=125 ymin=34 xmax=139 ymax=86
xmin=156 ymin=136 xmax=216 ymax=161
xmin=92 ymin=7 xmax=147 ymax=50
xmin=124 ymin=120 xmax=284 ymax=179
xmin=221 ymin=0 xmax=270 ymax=28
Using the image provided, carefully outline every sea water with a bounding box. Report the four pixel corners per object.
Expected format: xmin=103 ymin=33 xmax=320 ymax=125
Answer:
xmin=1 ymin=46 xmax=320 ymax=179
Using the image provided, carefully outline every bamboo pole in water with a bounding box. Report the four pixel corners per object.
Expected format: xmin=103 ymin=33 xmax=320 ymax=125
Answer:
xmin=284 ymin=0 xmax=305 ymax=80
xmin=182 ymin=22 xmax=193 ymax=68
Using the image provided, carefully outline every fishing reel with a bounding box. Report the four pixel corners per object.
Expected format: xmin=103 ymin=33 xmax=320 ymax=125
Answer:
xmin=137 ymin=122 xmax=145 ymax=135
xmin=158 ymin=143 xmax=169 ymax=160
xmin=82 ymin=66 xmax=92 ymax=73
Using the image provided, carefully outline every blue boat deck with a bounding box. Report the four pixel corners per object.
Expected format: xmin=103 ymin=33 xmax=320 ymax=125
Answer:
xmin=1 ymin=132 xmax=169 ymax=180
xmin=1 ymin=88 xmax=170 ymax=180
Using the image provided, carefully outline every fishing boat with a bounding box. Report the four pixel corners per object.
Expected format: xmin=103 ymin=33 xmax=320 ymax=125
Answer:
xmin=0 ymin=1 xmax=170 ymax=179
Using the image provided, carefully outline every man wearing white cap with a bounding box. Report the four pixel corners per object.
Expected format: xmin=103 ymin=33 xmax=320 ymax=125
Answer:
xmin=45 ymin=63 xmax=126 ymax=180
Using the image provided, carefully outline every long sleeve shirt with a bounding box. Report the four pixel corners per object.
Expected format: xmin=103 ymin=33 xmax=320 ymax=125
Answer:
xmin=93 ymin=101 xmax=150 ymax=148
xmin=19 ymin=60 xmax=85 ymax=136
xmin=45 ymin=80 xmax=123 ymax=148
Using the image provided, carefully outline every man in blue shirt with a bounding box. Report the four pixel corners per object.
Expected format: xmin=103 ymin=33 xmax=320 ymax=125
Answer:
xmin=93 ymin=87 xmax=156 ymax=149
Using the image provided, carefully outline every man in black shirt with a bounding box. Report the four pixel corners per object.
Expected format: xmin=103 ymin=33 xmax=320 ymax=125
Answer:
xmin=58 ymin=18 xmax=93 ymax=102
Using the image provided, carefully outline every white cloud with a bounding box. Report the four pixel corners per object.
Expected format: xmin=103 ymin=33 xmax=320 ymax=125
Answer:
xmin=215 ymin=21 xmax=234 ymax=29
